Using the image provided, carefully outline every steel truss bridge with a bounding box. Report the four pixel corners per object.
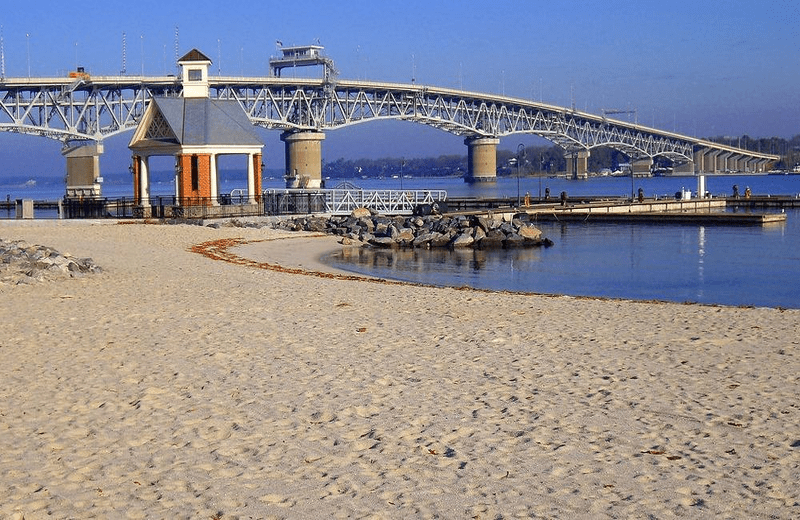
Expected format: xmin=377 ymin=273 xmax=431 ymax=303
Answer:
xmin=0 ymin=74 xmax=779 ymax=168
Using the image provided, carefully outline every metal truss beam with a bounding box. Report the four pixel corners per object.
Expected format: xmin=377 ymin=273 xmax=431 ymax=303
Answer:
xmin=0 ymin=76 xmax=181 ymax=142
xmin=0 ymin=75 xmax=779 ymax=164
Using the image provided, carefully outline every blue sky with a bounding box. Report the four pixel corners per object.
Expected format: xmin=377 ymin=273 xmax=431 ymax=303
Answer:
xmin=1 ymin=0 xmax=798 ymax=178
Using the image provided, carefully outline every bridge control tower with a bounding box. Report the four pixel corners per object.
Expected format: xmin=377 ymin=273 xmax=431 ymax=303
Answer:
xmin=271 ymin=44 xmax=336 ymax=188
xmin=269 ymin=44 xmax=337 ymax=81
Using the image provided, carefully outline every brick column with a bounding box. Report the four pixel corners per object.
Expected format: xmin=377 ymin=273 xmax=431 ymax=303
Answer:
xmin=177 ymin=153 xmax=212 ymax=206
xmin=253 ymin=153 xmax=263 ymax=202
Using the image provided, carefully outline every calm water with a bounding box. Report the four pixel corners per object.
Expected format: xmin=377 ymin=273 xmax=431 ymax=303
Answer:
xmin=324 ymin=174 xmax=800 ymax=309
xmin=4 ymin=172 xmax=799 ymax=308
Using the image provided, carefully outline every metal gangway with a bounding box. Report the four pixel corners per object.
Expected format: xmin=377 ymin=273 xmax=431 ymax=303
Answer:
xmin=263 ymin=184 xmax=447 ymax=216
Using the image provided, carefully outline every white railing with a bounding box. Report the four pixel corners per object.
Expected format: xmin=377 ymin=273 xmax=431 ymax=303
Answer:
xmin=264 ymin=188 xmax=447 ymax=216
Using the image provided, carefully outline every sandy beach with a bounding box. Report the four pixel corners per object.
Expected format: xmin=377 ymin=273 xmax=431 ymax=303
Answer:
xmin=1 ymin=219 xmax=798 ymax=519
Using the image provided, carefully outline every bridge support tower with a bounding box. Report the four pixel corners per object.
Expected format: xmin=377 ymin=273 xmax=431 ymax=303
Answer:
xmin=464 ymin=137 xmax=499 ymax=182
xmin=631 ymin=157 xmax=653 ymax=177
xmin=63 ymin=142 xmax=104 ymax=199
xmin=282 ymin=131 xmax=325 ymax=188
xmin=566 ymin=150 xmax=590 ymax=179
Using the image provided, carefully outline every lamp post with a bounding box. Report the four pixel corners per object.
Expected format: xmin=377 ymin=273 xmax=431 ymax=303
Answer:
xmin=630 ymin=157 xmax=635 ymax=201
xmin=516 ymin=144 xmax=525 ymax=208
xmin=539 ymin=155 xmax=544 ymax=200
xmin=400 ymin=158 xmax=405 ymax=191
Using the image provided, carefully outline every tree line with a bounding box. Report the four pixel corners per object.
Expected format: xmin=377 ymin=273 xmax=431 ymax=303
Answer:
xmin=323 ymin=135 xmax=800 ymax=178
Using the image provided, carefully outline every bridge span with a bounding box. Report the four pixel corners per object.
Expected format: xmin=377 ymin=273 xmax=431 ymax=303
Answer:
xmin=0 ymin=51 xmax=780 ymax=201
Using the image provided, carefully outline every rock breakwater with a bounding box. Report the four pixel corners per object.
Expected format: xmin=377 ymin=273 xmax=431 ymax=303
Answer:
xmin=273 ymin=210 xmax=553 ymax=249
xmin=0 ymin=239 xmax=102 ymax=285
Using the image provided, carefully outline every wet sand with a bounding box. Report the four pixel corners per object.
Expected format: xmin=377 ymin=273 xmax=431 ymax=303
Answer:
xmin=1 ymin=220 xmax=798 ymax=518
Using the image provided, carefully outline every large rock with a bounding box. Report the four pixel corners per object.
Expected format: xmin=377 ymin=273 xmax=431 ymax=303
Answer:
xmin=518 ymin=225 xmax=542 ymax=242
xmin=412 ymin=232 xmax=444 ymax=248
xmin=503 ymin=233 xmax=527 ymax=248
xmin=368 ymin=236 xmax=398 ymax=248
xmin=474 ymin=216 xmax=491 ymax=233
xmin=451 ymin=231 xmax=475 ymax=248
xmin=351 ymin=207 xmax=371 ymax=219
xmin=477 ymin=230 xmax=505 ymax=249
xmin=305 ymin=217 xmax=329 ymax=232
xmin=374 ymin=221 xmax=390 ymax=236
xmin=396 ymin=228 xmax=416 ymax=246
xmin=430 ymin=231 xmax=456 ymax=248
xmin=0 ymin=239 xmax=102 ymax=285
xmin=356 ymin=217 xmax=374 ymax=232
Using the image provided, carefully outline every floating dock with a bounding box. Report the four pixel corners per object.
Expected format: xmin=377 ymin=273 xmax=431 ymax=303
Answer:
xmin=525 ymin=210 xmax=786 ymax=226
xmin=473 ymin=198 xmax=787 ymax=226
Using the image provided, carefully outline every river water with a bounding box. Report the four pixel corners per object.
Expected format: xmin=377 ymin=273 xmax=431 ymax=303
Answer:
xmin=323 ymin=174 xmax=800 ymax=309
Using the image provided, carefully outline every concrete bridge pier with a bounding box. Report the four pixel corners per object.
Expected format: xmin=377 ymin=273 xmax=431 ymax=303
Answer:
xmin=703 ymin=149 xmax=722 ymax=173
xmin=747 ymin=157 xmax=769 ymax=173
xmin=281 ymin=131 xmax=325 ymax=189
xmin=731 ymin=155 xmax=746 ymax=173
xmin=63 ymin=142 xmax=104 ymax=199
xmin=717 ymin=151 xmax=734 ymax=172
xmin=566 ymin=150 xmax=590 ymax=179
xmin=693 ymin=150 xmax=707 ymax=173
xmin=464 ymin=137 xmax=499 ymax=182
xmin=631 ymin=157 xmax=653 ymax=177
xmin=673 ymin=160 xmax=695 ymax=174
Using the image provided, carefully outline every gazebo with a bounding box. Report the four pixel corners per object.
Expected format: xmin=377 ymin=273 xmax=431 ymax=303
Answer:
xmin=129 ymin=49 xmax=264 ymax=213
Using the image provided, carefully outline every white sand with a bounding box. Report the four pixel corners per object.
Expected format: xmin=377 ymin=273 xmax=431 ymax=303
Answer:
xmin=1 ymin=220 xmax=798 ymax=519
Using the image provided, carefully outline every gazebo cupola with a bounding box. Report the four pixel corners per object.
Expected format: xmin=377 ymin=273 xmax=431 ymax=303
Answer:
xmin=178 ymin=49 xmax=212 ymax=98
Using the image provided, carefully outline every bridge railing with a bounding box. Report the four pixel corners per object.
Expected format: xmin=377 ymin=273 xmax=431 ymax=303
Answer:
xmin=263 ymin=188 xmax=448 ymax=216
xmin=2 ymin=189 xmax=447 ymax=219
xmin=48 ymin=196 xmax=265 ymax=219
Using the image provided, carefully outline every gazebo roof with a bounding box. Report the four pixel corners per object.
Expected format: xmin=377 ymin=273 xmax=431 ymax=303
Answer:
xmin=129 ymin=97 xmax=262 ymax=150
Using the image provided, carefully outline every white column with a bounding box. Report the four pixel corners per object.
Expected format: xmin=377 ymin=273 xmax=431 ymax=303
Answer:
xmin=210 ymin=154 xmax=219 ymax=206
xmin=140 ymin=155 xmax=150 ymax=205
xmin=216 ymin=156 xmax=222 ymax=199
xmin=247 ymin=153 xmax=256 ymax=204
xmin=174 ymin=156 xmax=180 ymax=200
